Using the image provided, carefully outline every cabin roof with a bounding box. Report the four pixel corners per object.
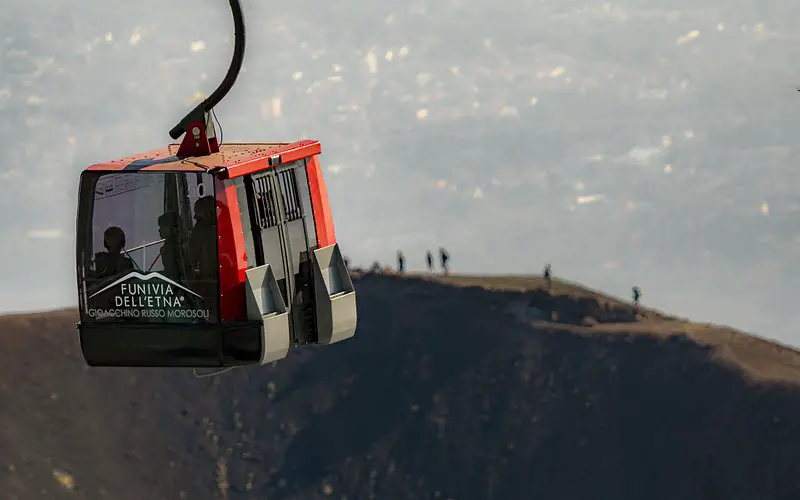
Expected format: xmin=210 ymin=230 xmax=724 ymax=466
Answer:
xmin=84 ymin=140 xmax=321 ymax=178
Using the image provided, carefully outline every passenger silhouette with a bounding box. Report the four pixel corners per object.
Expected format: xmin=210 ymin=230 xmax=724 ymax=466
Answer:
xmin=426 ymin=251 xmax=434 ymax=272
xmin=93 ymin=226 xmax=134 ymax=280
xmin=439 ymin=247 xmax=450 ymax=275
xmin=397 ymin=250 xmax=405 ymax=273
xmin=157 ymin=211 xmax=187 ymax=280
xmin=188 ymin=196 xmax=217 ymax=282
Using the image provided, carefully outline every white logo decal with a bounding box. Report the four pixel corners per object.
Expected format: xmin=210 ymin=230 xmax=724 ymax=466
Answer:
xmin=86 ymin=271 xmax=210 ymax=320
xmin=88 ymin=271 xmax=202 ymax=299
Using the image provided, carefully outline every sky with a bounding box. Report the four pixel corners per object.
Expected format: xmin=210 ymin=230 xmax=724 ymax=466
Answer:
xmin=2 ymin=0 xmax=800 ymax=346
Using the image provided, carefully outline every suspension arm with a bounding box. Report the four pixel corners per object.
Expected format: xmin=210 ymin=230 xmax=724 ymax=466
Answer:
xmin=169 ymin=0 xmax=246 ymax=140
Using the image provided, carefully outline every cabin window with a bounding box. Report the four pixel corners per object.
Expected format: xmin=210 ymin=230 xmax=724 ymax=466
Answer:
xmin=250 ymin=165 xmax=305 ymax=228
xmin=275 ymin=167 xmax=302 ymax=222
xmin=251 ymin=174 xmax=279 ymax=228
xmin=76 ymin=171 xmax=219 ymax=323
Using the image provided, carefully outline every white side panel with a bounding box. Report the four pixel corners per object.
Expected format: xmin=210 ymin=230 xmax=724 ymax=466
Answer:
xmin=245 ymin=264 xmax=292 ymax=363
xmin=312 ymin=243 xmax=357 ymax=344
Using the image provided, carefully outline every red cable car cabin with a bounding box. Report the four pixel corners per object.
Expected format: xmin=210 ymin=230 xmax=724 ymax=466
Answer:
xmin=75 ymin=140 xmax=357 ymax=367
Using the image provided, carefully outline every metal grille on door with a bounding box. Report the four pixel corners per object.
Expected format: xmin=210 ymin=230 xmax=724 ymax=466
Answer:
xmin=251 ymin=167 xmax=303 ymax=228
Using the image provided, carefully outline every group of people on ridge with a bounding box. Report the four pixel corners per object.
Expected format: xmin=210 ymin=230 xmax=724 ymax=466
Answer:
xmin=395 ymin=247 xmax=450 ymax=275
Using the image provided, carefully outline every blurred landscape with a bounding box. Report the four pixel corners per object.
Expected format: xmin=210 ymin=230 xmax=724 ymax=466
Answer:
xmin=3 ymin=0 xmax=800 ymax=343
xmin=3 ymin=1 xmax=800 ymax=498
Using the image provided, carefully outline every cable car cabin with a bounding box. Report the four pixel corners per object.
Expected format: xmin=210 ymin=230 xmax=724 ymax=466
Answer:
xmin=75 ymin=140 xmax=357 ymax=367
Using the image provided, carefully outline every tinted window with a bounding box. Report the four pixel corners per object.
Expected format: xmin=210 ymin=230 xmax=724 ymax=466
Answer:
xmin=275 ymin=167 xmax=302 ymax=222
xmin=77 ymin=171 xmax=219 ymax=323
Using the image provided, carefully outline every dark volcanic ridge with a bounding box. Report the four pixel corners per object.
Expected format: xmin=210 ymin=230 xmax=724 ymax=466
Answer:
xmin=1 ymin=273 xmax=799 ymax=500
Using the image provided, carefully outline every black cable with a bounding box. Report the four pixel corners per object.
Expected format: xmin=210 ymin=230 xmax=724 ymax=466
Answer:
xmin=170 ymin=0 xmax=245 ymax=140
xmin=212 ymin=108 xmax=224 ymax=145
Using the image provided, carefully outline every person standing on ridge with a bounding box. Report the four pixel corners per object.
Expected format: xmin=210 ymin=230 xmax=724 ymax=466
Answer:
xmin=397 ymin=250 xmax=405 ymax=274
xmin=632 ymin=286 xmax=642 ymax=315
xmin=426 ymin=251 xmax=434 ymax=273
xmin=543 ymin=264 xmax=552 ymax=291
xmin=439 ymin=247 xmax=450 ymax=275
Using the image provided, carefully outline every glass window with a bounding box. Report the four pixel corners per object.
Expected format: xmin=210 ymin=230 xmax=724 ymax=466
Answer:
xmin=250 ymin=163 xmax=309 ymax=229
xmin=275 ymin=167 xmax=302 ymax=222
xmin=77 ymin=171 xmax=219 ymax=323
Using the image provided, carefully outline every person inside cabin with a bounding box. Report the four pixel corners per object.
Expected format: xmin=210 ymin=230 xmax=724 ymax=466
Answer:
xmin=188 ymin=196 xmax=217 ymax=283
xmin=157 ymin=211 xmax=187 ymax=281
xmin=93 ymin=226 xmax=135 ymax=281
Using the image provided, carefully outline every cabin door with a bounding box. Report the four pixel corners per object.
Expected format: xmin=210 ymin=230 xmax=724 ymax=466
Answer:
xmin=250 ymin=164 xmax=317 ymax=344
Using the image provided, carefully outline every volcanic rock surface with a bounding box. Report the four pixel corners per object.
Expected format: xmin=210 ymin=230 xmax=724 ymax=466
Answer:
xmin=1 ymin=273 xmax=799 ymax=499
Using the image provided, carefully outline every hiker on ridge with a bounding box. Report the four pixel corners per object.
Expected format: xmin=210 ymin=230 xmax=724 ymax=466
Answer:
xmin=439 ymin=247 xmax=450 ymax=275
xmin=543 ymin=264 xmax=552 ymax=291
xmin=632 ymin=286 xmax=642 ymax=315
xmin=397 ymin=250 xmax=405 ymax=274
xmin=426 ymin=251 xmax=434 ymax=273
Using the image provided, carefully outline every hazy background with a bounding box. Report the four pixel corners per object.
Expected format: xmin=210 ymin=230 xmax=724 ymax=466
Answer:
xmin=2 ymin=0 xmax=800 ymax=345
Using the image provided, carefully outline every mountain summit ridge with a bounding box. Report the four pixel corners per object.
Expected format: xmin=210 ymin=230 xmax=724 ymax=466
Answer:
xmin=1 ymin=273 xmax=799 ymax=499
